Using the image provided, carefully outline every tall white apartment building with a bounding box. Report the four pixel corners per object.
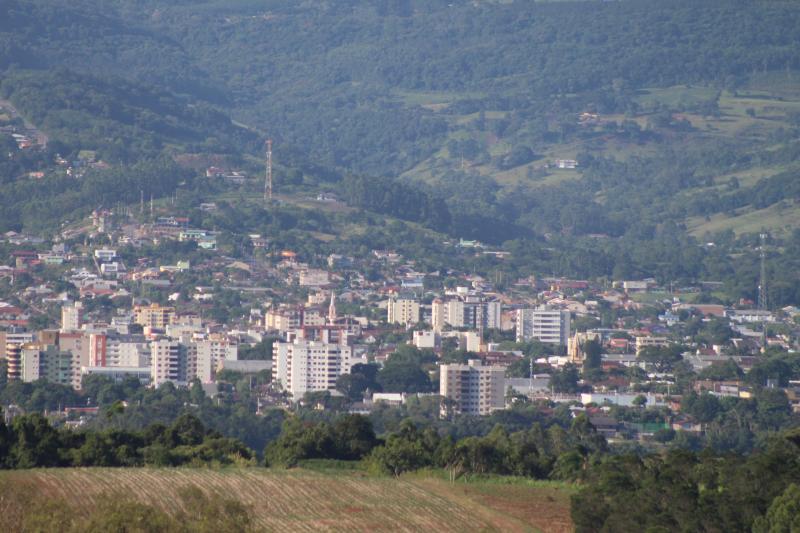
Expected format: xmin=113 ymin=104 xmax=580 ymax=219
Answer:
xmin=485 ymin=301 xmax=502 ymax=330
xmin=515 ymin=307 xmax=571 ymax=345
xmin=272 ymin=337 xmax=353 ymax=399
xmin=194 ymin=338 xmax=238 ymax=383
xmin=151 ymin=340 xmax=191 ymax=387
xmin=61 ymin=302 xmax=83 ymax=332
xmin=439 ymin=360 xmax=506 ymax=416
xmin=88 ymin=333 xmax=151 ymax=368
xmin=432 ymin=297 xmax=501 ymax=331
xmin=387 ymin=298 xmax=420 ymax=326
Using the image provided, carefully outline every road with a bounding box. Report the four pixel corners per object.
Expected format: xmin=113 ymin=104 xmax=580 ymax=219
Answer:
xmin=0 ymin=98 xmax=48 ymax=148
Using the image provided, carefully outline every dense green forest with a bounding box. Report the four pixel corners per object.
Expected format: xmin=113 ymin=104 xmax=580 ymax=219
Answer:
xmin=0 ymin=0 xmax=799 ymax=303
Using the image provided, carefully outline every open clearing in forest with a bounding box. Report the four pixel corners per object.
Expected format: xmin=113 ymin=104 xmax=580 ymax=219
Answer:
xmin=0 ymin=468 xmax=574 ymax=533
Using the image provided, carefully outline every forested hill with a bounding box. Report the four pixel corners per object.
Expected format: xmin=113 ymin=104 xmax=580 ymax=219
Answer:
xmin=3 ymin=1 xmax=800 ymax=173
xmin=0 ymin=0 xmax=799 ymax=303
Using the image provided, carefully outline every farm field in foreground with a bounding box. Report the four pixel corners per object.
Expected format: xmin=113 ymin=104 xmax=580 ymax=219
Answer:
xmin=0 ymin=468 xmax=574 ymax=533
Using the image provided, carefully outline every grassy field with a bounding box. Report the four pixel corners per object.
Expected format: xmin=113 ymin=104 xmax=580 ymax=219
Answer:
xmin=686 ymin=200 xmax=800 ymax=238
xmin=0 ymin=468 xmax=574 ymax=532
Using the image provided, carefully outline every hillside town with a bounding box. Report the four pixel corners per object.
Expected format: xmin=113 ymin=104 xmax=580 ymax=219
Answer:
xmin=1 ymin=203 xmax=797 ymax=444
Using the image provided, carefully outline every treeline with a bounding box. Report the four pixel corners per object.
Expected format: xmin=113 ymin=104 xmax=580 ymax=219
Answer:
xmin=0 ymin=412 xmax=253 ymax=468
xmin=265 ymin=413 xmax=606 ymax=481
xmin=0 ymin=376 xmax=285 ymax=455
xmin=572 ymin=430 xmax=800 ymax=533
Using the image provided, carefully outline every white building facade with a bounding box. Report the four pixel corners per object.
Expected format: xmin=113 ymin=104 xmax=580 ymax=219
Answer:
xmin=515 ymin=307 xmax=571 ymax=345
xmin=439 ymin=360 xmax=506 ymax=416
xmin=272 ymin=337 xmax=353 ymax=399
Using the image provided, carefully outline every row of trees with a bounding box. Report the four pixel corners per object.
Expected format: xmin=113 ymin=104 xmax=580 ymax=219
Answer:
xmin=0 ymin=412 xmax=253 ymax=468
xmin=0 ymin=376 xmax=285 ymax=455
xmin=572 ymin=430 xmax=800 ymax=532
xmin=264 ymin=413 xmax=607 ymax=482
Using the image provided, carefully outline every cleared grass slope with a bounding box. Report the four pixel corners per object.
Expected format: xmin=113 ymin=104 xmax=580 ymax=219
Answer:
xmin=0 ymin=468 xmax=574 ymax=533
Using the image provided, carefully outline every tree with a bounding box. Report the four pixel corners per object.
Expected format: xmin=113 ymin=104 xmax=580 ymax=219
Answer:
xmin=335 ymin=373 xmax=370 ymax=402
xmin=755 ymin=388 xmax=791 ymax=431
xmin=682 ymin=392 xmax=721 ymax=423
xmin=377 ymin=361 xmax=432 ymax=393
xmin=550 ymin=364 xmax=580 ymax=394
xmin=753 ymin=483 xmax=800 ymax=533
xmin=583 ymin=340 xmax=603 ymax=370
xmin=336 ymin=363 xmax=381 ymax=401
xmin=331 ymin=415 xmax=378 ymax=460
xmin=639 ymin=345 xmax=684 ymax=373
xmin=11 ymin=414 xmax=64 ymax=468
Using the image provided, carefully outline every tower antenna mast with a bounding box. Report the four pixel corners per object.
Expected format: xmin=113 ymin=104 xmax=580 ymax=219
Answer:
xmin=264 ymin=139 xmax=273 ymax=203
xmin=758 ymin=233 xmax=768 ymax=311
xmin=759 ymin=233 xmax=768 ymax=350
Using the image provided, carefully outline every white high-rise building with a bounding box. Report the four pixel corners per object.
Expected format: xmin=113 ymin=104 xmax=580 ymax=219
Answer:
xmin=387 ymin=298 xmax=420 ymax=326
xmin=151 ymin=340 xmax=190 ymax=387
xmin=431 ymin=297 xmax=500 ymax=331
xmin=446 ymin=299 xmax=465 ymax=328
xmin=439 ymin=360 xmax=505 ymax=416
xmin=61 ymin=302 xmax=83 ymax=332
xmin=272 ymin=337 xmax=353 ymax=399
xmin=515 ymin=307 xmax=571 ymax=345
xmin=485 ymin=301 xmax=502 ymax=330
xmin=89 ymin=334 xmax=152 ymax=368
xmin=194 ymin=338 xmax=238 ymax=383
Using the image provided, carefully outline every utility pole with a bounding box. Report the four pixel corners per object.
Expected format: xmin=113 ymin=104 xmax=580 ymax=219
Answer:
xmin=264 ymin=139 xmax=273 ymax=203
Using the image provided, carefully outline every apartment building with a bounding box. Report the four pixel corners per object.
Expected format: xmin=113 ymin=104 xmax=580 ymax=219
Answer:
xmin=272 ymin=336 xmax=353 ymax=399
xmin=194 ymin=338 xmax=238 ymax=383
xmin=387 ymin=298 xmax=421 ymax=326
xmin=265 ymin=307 xmax=300 ymax=332
xmin=151 ymin=339 xmax=191 ymax=387
xmin=88 ymin=333 xmax=151 ymax=368
xmin=432 ymin=297 xmax=501 ymax=331
xmin=634 ymin=336 xmax=670 ymax=355
xmin=133 ymin=303 xmax=175 ymax=329
xmin=439 ymin=359 xmax=506 ymax=416
xmin=515 ymin=307 xmax=571 ymax=345
xmin=18 ymin=344 xmax=77 ymax=386
xmin=60 ymin=301 xmax=83 ymax=332
xmin=58 ymin=332 xmax=91 ymax=381
xmin=5 ymin=342 xmax=22 ymax=381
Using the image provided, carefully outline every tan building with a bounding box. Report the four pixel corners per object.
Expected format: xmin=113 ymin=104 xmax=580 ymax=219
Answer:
xmin=440 ymin=360 xmax=505 ymax=416
xmin=387 ymin=298 xmax=420 ymax=326
xmin=635 ymin=336 xmax=670 ymax=355
xmin=134 ymin=304 xmax=175 ymax=329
